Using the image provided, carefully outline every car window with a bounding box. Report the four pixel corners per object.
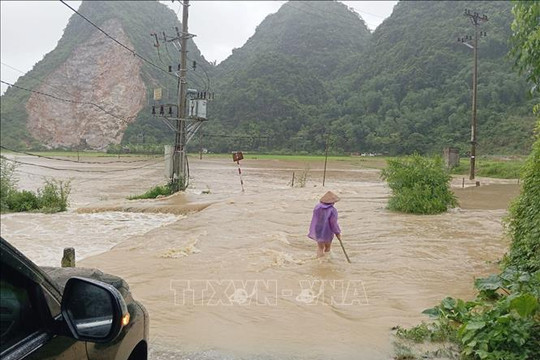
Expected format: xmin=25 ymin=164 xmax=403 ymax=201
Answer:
xmin=0 ymin=265 xmax=42 ymax=352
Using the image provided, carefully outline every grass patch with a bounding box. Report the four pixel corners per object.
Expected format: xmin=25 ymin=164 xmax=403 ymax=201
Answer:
xmin=128 ymin=184 xmax=173 ymax=200
xmin=451 ymin=157 xmax=525 ymax=179
xmin=199 ymin=153 xmax=389 ymax=169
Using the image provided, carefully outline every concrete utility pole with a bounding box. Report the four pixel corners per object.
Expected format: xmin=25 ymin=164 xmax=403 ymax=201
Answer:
xmin=459 ymin=9 xmax=488 ymax=180
xmin=173 ymin=0 xmax=190 ymax=191
xmin=152 ymin=0 xmax=209 ymax=191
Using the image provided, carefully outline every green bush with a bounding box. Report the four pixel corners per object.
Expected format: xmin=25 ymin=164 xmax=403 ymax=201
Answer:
xmin=395 ymin=126 xmax=540 ymax=360
xmin=128 ymin=184 xmax=173 ymax=200
xmin=6 ymin=190 xmax=40 ymax=212
xmin=505 ymin=120 xmax=540 ymax=272
xmin=419 ymin=268 xmax=540 ymax=360
xmin=0 ymin=156 xmax=18 ymax=212
xmin=38 ymin=179 xmax=72 ymax=212
xmin=381 ymin=154 xmax=457 ymax=214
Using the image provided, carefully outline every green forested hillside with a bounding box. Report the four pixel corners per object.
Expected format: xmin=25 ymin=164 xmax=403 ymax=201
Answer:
xmin=217 ymin=1 xmax=370 ymax=80
xmin=205 ymin=0 xmax=537 ymax=155
xmin=206 ymin=0 xmax=371 ymax=152
xmin=1 ymin=1 xmax=537 ymax=155
xmin=334 ymin=0 xmax=537 ymax=155
xmin=0 ymin=0 xmax=210 ymax=149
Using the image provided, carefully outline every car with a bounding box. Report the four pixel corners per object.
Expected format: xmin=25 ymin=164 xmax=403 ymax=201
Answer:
xmin=0 ymin=237 xmax=149 ymax=359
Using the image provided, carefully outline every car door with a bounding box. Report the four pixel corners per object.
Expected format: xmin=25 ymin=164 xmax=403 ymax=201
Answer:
xmin=0 ymin=242 xmax=87 ymax=360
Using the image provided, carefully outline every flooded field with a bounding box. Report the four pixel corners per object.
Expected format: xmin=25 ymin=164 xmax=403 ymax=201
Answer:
xmin=0 ymin=154 xmax=520 ymax=359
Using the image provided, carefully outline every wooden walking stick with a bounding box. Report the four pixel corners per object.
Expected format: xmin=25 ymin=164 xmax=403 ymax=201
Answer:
xmin=337 ymin=236 xmax=351 ymax=263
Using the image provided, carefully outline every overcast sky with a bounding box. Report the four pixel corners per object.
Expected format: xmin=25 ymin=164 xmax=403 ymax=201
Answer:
xmin=1 ymin=1 xmax=397 ymax=94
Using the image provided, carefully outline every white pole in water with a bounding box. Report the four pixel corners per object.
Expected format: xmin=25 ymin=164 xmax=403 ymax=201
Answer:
xmin=236 ymin=160 xmax=245 ymax=192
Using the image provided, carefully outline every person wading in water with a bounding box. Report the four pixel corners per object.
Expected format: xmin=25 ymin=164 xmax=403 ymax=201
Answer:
xmin=308 ymin=191 xmax=342 ymax=258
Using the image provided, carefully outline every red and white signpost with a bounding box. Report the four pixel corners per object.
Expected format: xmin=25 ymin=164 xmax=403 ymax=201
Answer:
xmin=232 ymin=151 xmax=245 ymax=192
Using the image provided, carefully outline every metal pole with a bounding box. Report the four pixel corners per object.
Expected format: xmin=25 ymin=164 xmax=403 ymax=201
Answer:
xmin=173 ymin=0 xmax=189 ymax=191
xmin=323 ymin=135 xmax=329 ymax=187
xmin=199 ymin=130 xmax=203 ymax=160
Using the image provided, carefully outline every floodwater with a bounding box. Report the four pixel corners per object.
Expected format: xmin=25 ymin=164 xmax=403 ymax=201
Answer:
xmin=0 ymin=154 xmax=520 ymax=359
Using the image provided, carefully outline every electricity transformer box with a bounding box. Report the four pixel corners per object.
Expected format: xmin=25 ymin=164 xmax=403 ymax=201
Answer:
xmin=188 ymin=99 xmax=207 ymax=119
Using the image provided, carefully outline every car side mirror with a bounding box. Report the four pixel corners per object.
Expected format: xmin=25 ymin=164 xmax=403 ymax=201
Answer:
xmin=61 ymin=277 xmax=129 ymax=343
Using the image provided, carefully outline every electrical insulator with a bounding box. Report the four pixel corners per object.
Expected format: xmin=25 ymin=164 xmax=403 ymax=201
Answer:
xmin=160 ymin=105 xmax=164 ymax=115
xmin=169 ymin=106 xmax=173 ymax=115
xmin=168 ymin=66 xmax=172 ymax=72
xmin=193 ymin=61 xmax=197 ymax=70
xmin=203 ymin=91 xmax=207 ymax=99
xmin=152 ymin=106 xmax=156 ymax=115
xmin=178 ymin=64 xmax=181 ymax=71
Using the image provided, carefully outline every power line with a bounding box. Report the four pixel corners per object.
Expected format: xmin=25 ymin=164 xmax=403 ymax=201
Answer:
xmin=1 ymin=61 xmax=119 ymax=111
xmin=2 ymin=61 xmax=75 ymax=98
xmin=188 ymin=54 xmax=212 ymax=91
xmin=0 ymin=80 xmax=133 ymax=124
xmin=59 ymin=0 xmax=177 ymax=80
xmin=2 ymin=156 xmax=161 ymax=174
xmin=155 ymin=31 xmax=211 ymax=91
xmin=0 ymin=145 xmax=160 ymax=164
xmin=344 ymin=5 xmax=388 ymax=20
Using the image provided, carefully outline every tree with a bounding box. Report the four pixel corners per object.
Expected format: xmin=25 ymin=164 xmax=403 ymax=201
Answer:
xmin=510 ymin=1 xmax=540 ymax=112
xmin=505 ymin=1 xmax=540 ymax=271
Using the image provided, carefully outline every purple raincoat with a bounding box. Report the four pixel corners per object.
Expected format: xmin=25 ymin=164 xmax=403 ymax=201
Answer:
xmin=308 ymin=203 xmax=341 ymax=244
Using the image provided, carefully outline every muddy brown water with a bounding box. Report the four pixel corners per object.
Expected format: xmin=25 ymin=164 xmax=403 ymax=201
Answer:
xmin=0 ymin=154 xmax=520 ymax=359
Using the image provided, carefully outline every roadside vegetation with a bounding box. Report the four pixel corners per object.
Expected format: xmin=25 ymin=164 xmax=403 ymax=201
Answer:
xmin=1 ymin=156 xmax=71 ymax=213
xmin=505 ymin=125 xmax=540 ymax=273
xmin=381 ymin=154 xmax=457 ymax=214
xmin=451 ymin=157 xmax=526 ymax=179
xmin=393 ymin=2 xmax=540 ymax=355
xmin=392 ymin=125 xmax=539 ymax=360
xmin=128 ymin=183 xmax=174 ymax=200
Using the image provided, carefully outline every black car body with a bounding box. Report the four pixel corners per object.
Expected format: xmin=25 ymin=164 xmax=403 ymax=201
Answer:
xmin=0 ymin=237 xmax=149 ymax=359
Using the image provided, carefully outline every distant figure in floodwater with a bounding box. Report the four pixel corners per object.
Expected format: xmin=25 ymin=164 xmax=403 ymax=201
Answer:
xmin=308 ymin=191 xmax=342 ymax=258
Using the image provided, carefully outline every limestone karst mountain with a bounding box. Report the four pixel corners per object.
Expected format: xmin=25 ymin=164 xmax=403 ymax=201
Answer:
xmin=1 ymin=0 xmax=210 ymax=150
xmin=1 ymin=1 xmax=537 ymax=154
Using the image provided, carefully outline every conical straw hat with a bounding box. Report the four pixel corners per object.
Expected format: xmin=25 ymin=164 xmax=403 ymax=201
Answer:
xmin=320 ymin=191 xmax=340 ymax=204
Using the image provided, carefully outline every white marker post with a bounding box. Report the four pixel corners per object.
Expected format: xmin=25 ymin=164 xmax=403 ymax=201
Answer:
xmin=233 ymin=151 xmax=245 ymax=192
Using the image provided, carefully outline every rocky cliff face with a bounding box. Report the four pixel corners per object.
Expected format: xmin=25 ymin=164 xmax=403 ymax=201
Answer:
xmin=25 ymin=19 xmax=146 ymax=150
